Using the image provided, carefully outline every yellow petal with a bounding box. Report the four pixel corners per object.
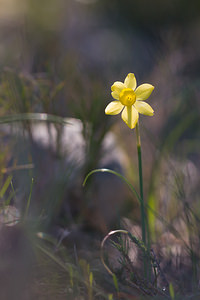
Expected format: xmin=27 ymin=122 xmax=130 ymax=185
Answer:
xmin=121 ymin=106 xmax=139 ymax=129
xmin=135 ymin=84 xmax=154 ymax=100
xmin=111 ymin=81 xmax=125 ymax=94
xmin=134 ymin=101 xmax=154 ymax=116
xmin=105 ymin=101 xmax=124 ymax=115
xmin=124 ymin=73 xmax=137 ymax=90
xmin=111 ymin=91 xmax=119 ymax=100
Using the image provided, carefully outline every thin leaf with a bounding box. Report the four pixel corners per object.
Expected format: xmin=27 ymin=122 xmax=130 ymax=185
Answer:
xmin=83 ymin=168 xmax=142 ymax=205
xmin=0 ymin=113 xmax=70 ymax=125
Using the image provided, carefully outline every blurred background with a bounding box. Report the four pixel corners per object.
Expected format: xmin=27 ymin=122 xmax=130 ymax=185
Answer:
xmin=0 ymin=0 xmax=200 ymax=298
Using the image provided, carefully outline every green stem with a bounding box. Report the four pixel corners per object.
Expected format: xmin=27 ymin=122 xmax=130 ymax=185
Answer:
xmin=135 ymin=122 xmax=146 ymax=246
xmin=136 ymin=122 xmax=151 ymax=279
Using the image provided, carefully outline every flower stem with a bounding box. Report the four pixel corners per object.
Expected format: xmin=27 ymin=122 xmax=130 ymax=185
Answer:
xmin=135 ymin=121 xmax=146 ymax=246
xmin=135 ymin=121 xmax=151 ymax=279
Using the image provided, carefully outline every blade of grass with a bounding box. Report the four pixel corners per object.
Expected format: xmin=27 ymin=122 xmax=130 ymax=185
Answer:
xmin=83 ymin=168 xmax=142 ymax=205
xmin=0 ymin=113 xmax=70 ymax=125
xmin=23 ymin=178 xmax=34 ymax=220
xmin=0 ymin=175 xmax=13 ymax=199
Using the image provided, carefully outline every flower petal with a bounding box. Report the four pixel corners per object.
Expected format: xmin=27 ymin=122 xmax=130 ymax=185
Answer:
xmin=121 ymin=106 xmax=139 ymax=129
xmin=135 ymin=84 xmax=154 ymax=100
xmin=111 ymin=81 xmax=125 ymax=94
xmin=111 ymin=91 xmax=119 ymax=100
xmin=105 ymin=101 xmax=124 ymax=115
xmin=134 ymin=101 xmax=154 ymax=116
xmin=124 ymin=73 xmax=137 ymax=90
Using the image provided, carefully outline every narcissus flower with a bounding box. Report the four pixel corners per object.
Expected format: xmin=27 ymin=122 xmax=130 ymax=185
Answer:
xmin=105 ymin=73 xmax=154 ymax=129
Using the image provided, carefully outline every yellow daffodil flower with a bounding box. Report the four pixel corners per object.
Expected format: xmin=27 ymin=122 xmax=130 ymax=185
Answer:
xmin=105 ymin=73 xmax=154 ymax=129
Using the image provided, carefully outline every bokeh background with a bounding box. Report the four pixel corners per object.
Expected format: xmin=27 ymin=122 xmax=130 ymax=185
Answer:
xmin=0 ymin=0 xmax=200 ymax=298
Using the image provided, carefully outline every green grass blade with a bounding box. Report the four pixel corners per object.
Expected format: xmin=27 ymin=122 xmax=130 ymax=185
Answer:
xmin=0 ymin=175 xmax=13 ymax=199
xmin=83 ymin=168 xmax=142 ymax=205
xmin=23 ymin=178 xmax=34 ymax=220
xmin=0 ymin=113 xmax=70 ymax=125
